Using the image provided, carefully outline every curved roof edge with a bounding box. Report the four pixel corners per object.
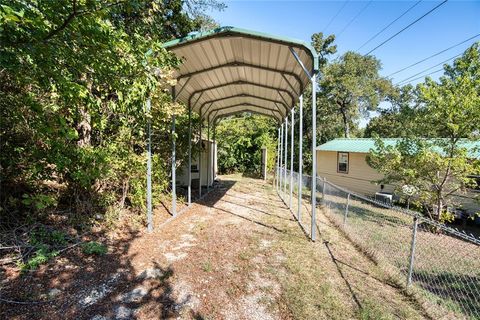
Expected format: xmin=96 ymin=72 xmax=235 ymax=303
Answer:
xmin=162 ymin=26 xmax=319 ymax=73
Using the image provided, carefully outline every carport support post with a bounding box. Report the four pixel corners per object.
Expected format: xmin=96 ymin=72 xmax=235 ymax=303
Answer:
xmin=279 ymin=124 xmax=284 ymax=195
xmin=171 ymin=114 xmax=177 ymax=216
xmin=207 ymin=120 xmax=210 ymax=192
xmin=284 ymin=117 xmax=288 ymax=197
xmin=187 ymin=105 xmax=192 ymax=206
xmin=199 ymin=112 xmax=202 ymax=197
xmin=298 ymin=95 xmax=303 ymax=223
xmin=213 ymin=120 xmax=216 ymax=183
xmin=276 ymin=128 xmax=280 ymax=189
xmin=311 ymin=73 xmax=317 ymax=241
xmin=146 ymin=98 xmax=153 ymax=232
xmin=289 ymin=109 xmax=294 ymax=209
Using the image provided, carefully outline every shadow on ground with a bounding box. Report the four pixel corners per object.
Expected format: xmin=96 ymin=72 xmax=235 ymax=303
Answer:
xmin=1 ymin=179 xmax=237 ymax=319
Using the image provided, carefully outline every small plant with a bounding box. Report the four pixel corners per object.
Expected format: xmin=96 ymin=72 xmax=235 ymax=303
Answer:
xmin=18 ymin=245 xmax=59 ymax=272
xmin=30 ymin=227 xmax=67 ymax=246
xmin=81 ymin=241 xmax=107 ymax=255
xmin=201 ymin=260 xmax=213 ymax=272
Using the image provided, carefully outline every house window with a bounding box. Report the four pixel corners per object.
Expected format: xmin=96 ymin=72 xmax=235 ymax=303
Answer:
xmin=337 ymin=152 xmax=349 ymax=174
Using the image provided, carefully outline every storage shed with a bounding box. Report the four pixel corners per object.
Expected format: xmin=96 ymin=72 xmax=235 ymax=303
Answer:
xmin=177 ymin=139 xmax=217 ymax=188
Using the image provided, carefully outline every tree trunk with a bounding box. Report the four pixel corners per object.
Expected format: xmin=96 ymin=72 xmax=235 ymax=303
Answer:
xmin=340 ymin=108 xmax=350 ymax=138
xmin=435 ymin=195 xmax=443 ymax=222
xmin=77 ymin=107 xmax=91 ymax=147
xmin=119 ymin=178 xmax=129 ymax=208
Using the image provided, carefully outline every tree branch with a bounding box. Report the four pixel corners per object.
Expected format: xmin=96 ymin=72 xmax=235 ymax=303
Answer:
xmin=43 ymin=0 xmax=78 ymax=42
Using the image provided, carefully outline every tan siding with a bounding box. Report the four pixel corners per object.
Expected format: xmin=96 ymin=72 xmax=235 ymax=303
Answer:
xmin=316 ymin=150 xmax=479 ymax=214
xmin=316 ymin=150 xmax=394 ymax=196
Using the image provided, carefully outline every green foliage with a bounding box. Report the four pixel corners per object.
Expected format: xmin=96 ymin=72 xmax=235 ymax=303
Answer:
xmin=0 ymin=1 xmax=222 ymax=225
xmin=367 ymin=43 xmax=480 ymax=221
xmin=30 ymin=227 xmax=67 ymax=247
xmin=81 ymin=241 xmax=107 ymax=255
xmin=364 ymin=85 xmax=418 ymax=138
xmin=18 ymin=245 xmax=59 ymax=272
xmin=311 ymin=32 xmax=337 ymax=68
xmin=216 ymin=114 xmax=277 ymax=174
xmin=320 ymin=51 xmax=394 ymax=138
xmin=17 ymin=226 xmax=67 ymax=272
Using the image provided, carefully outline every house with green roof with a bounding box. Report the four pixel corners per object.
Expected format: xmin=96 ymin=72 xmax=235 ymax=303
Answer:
xmin=316 ymin=138 xmax=480 ymax=213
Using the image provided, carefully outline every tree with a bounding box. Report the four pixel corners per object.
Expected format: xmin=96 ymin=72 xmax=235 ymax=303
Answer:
xmin=0 ymin=0 xmax=223 ymax=223
xmin=215 ymin=114 xmax=277 ymax=174
xmin=367 ymin=43 xmax=480 ymax=221
xmin=320 ymin=52 xmax=394 ymax=138
xmin=364 ymin=85 xmax=418 ymax=138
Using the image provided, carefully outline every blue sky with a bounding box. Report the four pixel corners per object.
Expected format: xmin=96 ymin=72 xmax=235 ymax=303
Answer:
xmin=207 ymin=0 xmax=480 ymax=86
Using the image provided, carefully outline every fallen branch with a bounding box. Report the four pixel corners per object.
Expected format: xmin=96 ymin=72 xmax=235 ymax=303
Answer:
xmin=0 ymin=297 xmax=51 ymax=305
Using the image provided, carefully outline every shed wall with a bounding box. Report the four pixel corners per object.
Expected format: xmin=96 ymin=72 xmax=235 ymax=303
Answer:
xmin=316 ymin=150 xmax=394 ymax=195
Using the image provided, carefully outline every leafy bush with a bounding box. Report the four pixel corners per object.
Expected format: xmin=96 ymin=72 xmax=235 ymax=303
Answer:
xmin=18 ymin=245 xmax=59 ymax=272
xmin=216 ymin=114 xmax=277 ymax=174
xmin=0 ymin=0 xmax=222 ymax=227
xmin=81 ymin=241 xmax=107 ymax=255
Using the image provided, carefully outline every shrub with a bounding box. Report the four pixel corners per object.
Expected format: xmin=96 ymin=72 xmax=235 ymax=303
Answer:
xmin=81 ymin=241 xmax=107 ymax=255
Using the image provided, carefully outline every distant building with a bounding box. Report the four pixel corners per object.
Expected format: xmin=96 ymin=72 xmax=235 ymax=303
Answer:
xmin=177 ymin=139 xmax=217 ymax=188
xmin=316 ymin=138 xmax=479 ymax=214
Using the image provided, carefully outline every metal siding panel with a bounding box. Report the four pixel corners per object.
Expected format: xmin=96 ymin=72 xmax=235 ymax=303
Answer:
xmin=169 ymin=33 xmax=315 ymax=115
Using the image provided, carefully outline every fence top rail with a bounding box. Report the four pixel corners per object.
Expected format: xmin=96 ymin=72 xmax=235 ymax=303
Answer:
xmin=318 ymin=176 xmax=480 ymax=246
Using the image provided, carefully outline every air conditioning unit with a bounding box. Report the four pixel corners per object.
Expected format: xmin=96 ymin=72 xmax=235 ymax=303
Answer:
xmin=375 ymin=192 xmax=393 ymax=205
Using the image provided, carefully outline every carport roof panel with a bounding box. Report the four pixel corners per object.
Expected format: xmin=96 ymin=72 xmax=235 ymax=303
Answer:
xmin=163 ymin=26 xmax=318 ymax=120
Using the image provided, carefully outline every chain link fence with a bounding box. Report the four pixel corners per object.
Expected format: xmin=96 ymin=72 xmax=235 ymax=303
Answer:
xmin=275 ymin=166 xmax=480 ymax=319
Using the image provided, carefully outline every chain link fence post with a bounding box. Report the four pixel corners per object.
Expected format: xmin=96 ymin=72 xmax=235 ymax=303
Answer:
xmin=343 ymin=193 xmax=350 ymax=226
xmin=321 ymin=177 xmax=326 ymax=205
xmin=407 ymin=216 xmax=418 ymax=287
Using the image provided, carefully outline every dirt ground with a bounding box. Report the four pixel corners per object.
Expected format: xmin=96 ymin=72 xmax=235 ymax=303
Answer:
xmin=1 ymin=174 xmax=429 ymax=319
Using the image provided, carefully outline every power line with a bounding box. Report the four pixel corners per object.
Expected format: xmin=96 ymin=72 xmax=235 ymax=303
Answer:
xmin=358 ymin=1 xmax=422 ymax=51
xmin=397 ymin=68 xmax=444 ymax=85
xmin=366 ymin=0 xmax=448 ymax=55
xmin=337 ymin=1 xmax=372 ymax=38
xmin=396 ymin=52 xmax=461 ymax=85
xmin=323 ymin=1 xmax=350 ymax=33
xmin=388 ymin=33 xmax=480 ymax=76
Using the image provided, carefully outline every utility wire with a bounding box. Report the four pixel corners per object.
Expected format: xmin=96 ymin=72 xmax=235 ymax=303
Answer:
xmin=358 ymin=1 xmax=422 ymax=51
xmin=323 ymin=1 xmax=350 ymax=33
xmin=366 ymin=0 xmax=448 ymax=55
xmin=397 ymin=68 xmax=444 ymax=85
xmin=396 ymin=52 xmax=461 ymax=85
xmin=388 ymin=33 xmax=480 ymax=76
xmin=337 ymin=1 xmax=372 ymax=38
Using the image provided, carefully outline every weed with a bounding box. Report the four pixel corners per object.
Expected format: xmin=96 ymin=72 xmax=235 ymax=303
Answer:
xmin=202 ymin=260 xmax=213 ymax=272
xmin=238 ymin=251 xmax=251 ymax=261
xmin=30 ymin=227 xmax=67 ymax=246
xmin=18 ymin=245 xmax=59 ymax=272
xmin=81 ymin=241 xmax=107 ymax=255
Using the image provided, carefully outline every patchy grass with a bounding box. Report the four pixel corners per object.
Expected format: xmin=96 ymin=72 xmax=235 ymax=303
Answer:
xmin=357 ymin=300 xmax=394 ymax=320
xmin=322 ymin=192 xmax=480 ymax=319
xmin=270 ymin=226 xmax=352 ymax=319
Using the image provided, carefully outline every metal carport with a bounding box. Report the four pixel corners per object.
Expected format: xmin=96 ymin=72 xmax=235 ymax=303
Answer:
xmin=147 ymin=27 xmax=320 ymax=240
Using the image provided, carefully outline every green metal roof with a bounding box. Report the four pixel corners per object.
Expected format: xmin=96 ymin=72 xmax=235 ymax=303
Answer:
xmin=317 ymin=138 xmax=480 ymax=158
xmin=161 ymin=26 xmax=319 ymax=123
xmin=163 ymin=26 xmax=319 ymax=72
